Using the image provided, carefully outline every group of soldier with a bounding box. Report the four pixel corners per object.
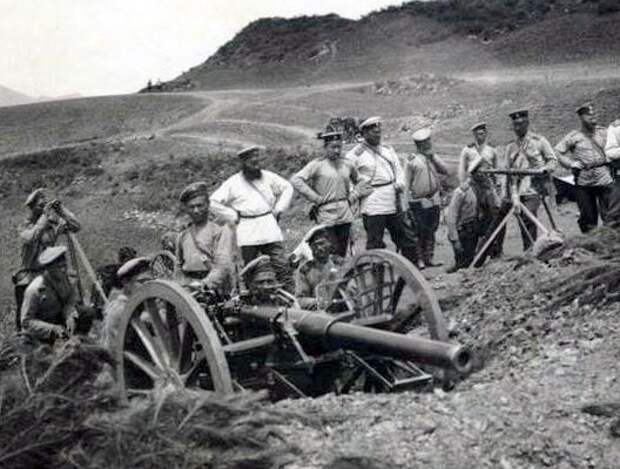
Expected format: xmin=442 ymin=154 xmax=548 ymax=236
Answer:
xmin=11 ymin=101 xmax=620 ymax=353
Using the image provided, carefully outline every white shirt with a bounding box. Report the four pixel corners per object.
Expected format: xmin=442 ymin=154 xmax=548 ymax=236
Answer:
xmin=606 ymin=121 xmax=620 ymax=161
xmin=210 ymin=170 xmax=293 ymax=246
xmin=345 ymin=142 xmax=405 ymax=215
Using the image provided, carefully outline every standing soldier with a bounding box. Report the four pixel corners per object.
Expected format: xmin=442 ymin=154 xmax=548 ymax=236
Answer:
xmin=446 ymin=158 xmax=482 ymax=272
xmin=555 ymin=102 xmax=613 ymax=233
xmin=210 ymin=146 xmax=294 ymax=290
xmin=406 ymin=128 xmax=449 ymax=269
xmin=13 ymin=188 xmax=81 ymax=330
xmin=291 ymin=129 xmax=371 ymax=257
xmin=458 ymin=122 xmax=502 ymax=261
xmin=497 ymin=109 xmax=557 ymax=252
xmin=344 ymin=117 xmax=418 ymax=265
xmin=175 ymin=182 xmax=234 ymax=293
xmin=604 ymin=117 xmax=620 ymax=226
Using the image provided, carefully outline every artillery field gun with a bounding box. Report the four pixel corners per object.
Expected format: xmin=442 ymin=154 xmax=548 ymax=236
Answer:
xmin=115 ymin=249 xmax=472 ymax=401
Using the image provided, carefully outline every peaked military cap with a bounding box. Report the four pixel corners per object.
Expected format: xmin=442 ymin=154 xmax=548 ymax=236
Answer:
xmin=179 ymin=181 xmax=209 ymax=204
xmin=359 ymin=116 xmax=381 ymax=130
xmin=25 ymin=188 xmax=46 ymax=207
xmin=509 ymin=108 xmax=529 ymax=119
xmin=471 ymin=122 xmax=487 ymax=132
xmin=237 ymin=145 xmax=262 ymax=159
xmin=239 ymin=255 xmax=276 ymax=283
xmin=117 ymin=257 xmax=150 ymax=280
xmin=317 ymin=130 xmax=343 ymax=142
xmin=304 ymin=224 xmax=331 ymax=245
xmin=576 ymin=102 xmax=595 ymax=115
xmin=412 ymin=127 xmax=432 ymax=142
xmin=38 ymin=246 xmax=68 ymax=268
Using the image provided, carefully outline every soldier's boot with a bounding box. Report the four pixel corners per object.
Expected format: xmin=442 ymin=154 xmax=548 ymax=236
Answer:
xmin=424 ymin=235 xmax=443 ymax=267
xmin=415 ymin=240 xmax=426 ymax=270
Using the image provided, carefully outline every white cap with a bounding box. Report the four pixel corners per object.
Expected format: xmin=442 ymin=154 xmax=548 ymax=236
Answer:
xmin=117 ymin=257 xmax=150 ymax=280
xmin=412 ymin=127 xmax=431 ymax=142
xmin=38 ymin=246 xmax=68 ymax=267
xmin=25 ymin=188 xmax=45 ymax=207
xmin=359 ymin=116 xmax=381 ymax=130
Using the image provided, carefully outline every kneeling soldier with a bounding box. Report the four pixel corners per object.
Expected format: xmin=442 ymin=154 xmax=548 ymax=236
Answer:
xmin=295 ymin=225 xmax=344 ymax=309
xmin=446 ymin=157 xmax=482 ymax=272
xmin=100 ymin=257 xmax=152 ymax=351
xmin=21 ymin=246 xmax=92 ymax=344
xmin=239 ymin=255 xmax=281 ymax=304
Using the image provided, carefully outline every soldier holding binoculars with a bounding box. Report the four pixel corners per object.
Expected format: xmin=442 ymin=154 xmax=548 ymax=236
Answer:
xmin=13 ymin=188 xmax=81 ymax=329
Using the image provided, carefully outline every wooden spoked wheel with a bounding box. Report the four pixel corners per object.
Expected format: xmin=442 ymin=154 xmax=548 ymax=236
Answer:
xmin=116 ymin=279 xmax=233 ymax=400
xmin=149 ymin=251 xmax=176 ymax=280
xmin=331 ymin=249 xmax=448 ymax=339
xmin=331 ymin=249 xmax=450 ymax=392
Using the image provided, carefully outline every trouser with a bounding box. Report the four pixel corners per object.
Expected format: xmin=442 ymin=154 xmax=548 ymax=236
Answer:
xmin=452 ymin=220 xmax=479 ymax=270
xmin=408 ymin=203 xmax=440 ymax=264
xmin=361 ymin=212 xmax=417 ymax=264
xmin=240 ymin=242 xmax=293 ymax=291
xmin=604 ymin=180 xmax=620 ymax=228
xmin=495 ymin=195 xmax=541 ymax=252
xmin=476 ymin=202 xmax=502 ymax=260
xmin=14 ymin=285 xmax=26 ymax=331
xmin=324 ymin=223 xmax=351 ymax=258
xmin=575 ymin=184 xmax=612 ymax=233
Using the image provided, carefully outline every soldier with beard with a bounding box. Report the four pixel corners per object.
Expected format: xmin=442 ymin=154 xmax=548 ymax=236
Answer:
xmin=345 ymin=117 xmax=418 ymax=265
xmin=210 ymin=146 xmax=294 ymax=290
xmin=20 ymin=246 xmax=93 ymax=344
xmin=13 ymin=188 xmax=81 ymax=329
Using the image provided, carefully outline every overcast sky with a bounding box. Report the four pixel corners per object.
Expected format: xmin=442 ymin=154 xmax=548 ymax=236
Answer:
xmin=0 ymin=0 xmax=403 ymax=98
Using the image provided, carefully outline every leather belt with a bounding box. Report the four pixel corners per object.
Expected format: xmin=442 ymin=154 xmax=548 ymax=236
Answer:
xmin=238 ymin=211 xmax=272 ymax=219
xmin=371 ymin=181 xmax=394 ymax=188
xmin=317 ymin=197 xmax=349 ymax=207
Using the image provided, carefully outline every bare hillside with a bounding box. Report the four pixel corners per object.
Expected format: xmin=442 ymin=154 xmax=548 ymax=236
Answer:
xmin=160 ymin=0 xmax=620 ymax=91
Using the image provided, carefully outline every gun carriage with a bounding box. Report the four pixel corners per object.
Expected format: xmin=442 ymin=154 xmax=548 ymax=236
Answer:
xmin=115 ymin=249 xmax=472 ymax=400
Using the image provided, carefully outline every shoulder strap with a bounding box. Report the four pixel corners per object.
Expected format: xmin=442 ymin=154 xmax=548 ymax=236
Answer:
xmin=364 ymin=143 xmax=396 ymax=181
xmin=581 ymin=130 xmax=607 ymax=162
xmin=244 ymin=176 xmax=275 ymax=212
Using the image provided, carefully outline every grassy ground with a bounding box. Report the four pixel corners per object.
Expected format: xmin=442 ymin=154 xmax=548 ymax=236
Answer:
xmin=1 ymin=69 xmax=618 ymax=342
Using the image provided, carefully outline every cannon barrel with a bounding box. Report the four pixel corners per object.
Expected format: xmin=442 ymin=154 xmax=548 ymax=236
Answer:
xmin=240 ymin=305 xmax=472 ymax=374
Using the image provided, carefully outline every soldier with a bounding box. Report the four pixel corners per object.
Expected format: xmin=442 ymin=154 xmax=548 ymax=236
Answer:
xmin=100 ymin=257 xmax=151 ymax=351
xmin=458 ymin=122 xmax=502 ymax=261
xmin=345 ymin=117 xmax=417 ymax=265
xmin=446 ymin=157 xmax=482 ymax=272
xmin=603 ymin=117 xmax=620 ymax=226
xmin=291 ymin=129 xmax=371 ymax=257
xmin=555 ymin=102 xmax=613 ymax=233
xmin=605 ymin=117 xmax=620 ymax=163
xmin=13 ymin=188 xmax=81 ymax=330
xmin=210 ymin=146 xmax=294 ymax=290
xmin=175 ymin=181 xmax=234 ymax=294
xmin=239 ymin=254 xmax=280 ymax=304
xmin=20 ymin=246 xmax=92 ymax=344
xmin=496 ymin=109 xmax=557 ymax=252
xmin=294 ymin=225 xmax=344 ymax=309
xmin=406 ymin=128 xmax=449 ymax=269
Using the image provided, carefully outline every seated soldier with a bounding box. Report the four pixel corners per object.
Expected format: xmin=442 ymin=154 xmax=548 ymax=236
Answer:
xmin=21 ymin=246 xmax=93 ymax=344
xmin=174 ymin=182 xmax=234 ymax=294
xmin=239 ymin=255 xmax=282 ymax=305
xmin=100 ymin=257 xmax=151 ymax=351
xmin=91 ymin=246 xmax=137 ymax=315
xmin=294 ymin=225 xmax=344 ymax=309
